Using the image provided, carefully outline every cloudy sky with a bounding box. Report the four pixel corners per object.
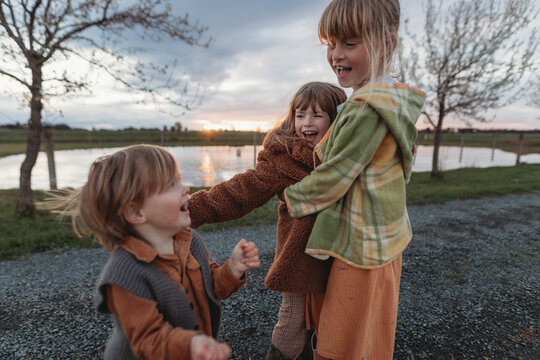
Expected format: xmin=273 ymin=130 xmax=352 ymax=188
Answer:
xmin=0 ymin=0 xmax=538 ymax=131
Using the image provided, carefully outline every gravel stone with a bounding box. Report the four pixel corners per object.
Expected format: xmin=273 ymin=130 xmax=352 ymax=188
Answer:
xmin=1 ymin=192 xmax=539 ymax=359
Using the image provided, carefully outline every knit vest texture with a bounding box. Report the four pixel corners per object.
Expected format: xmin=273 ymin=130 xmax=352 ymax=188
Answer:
xmin=95 ymin=232 xmax=221 ymax=359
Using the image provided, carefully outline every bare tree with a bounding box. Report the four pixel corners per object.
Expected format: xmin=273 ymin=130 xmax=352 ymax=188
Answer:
xmin=0 ymin=0 xmax=211 ymax=215
xmin=401 ymin=0 xmax=539 ymax=177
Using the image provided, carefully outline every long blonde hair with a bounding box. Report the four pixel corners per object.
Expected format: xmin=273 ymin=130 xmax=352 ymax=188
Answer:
xmin=40 ymin=145 xmax=179 ymax=252
xmin=270 ymin=81 xmax=347 ymax=143
xmin=319 ymin=0 xmax=400 ymax=85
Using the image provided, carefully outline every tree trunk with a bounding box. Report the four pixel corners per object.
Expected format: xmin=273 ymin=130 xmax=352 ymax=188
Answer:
xmin=430 ymin=110 xmax=445 ymax=178
xmin=43 ymin=126 xmax=57 ymax=190
xmin=16 ymin=66 xmax=43 ymax=216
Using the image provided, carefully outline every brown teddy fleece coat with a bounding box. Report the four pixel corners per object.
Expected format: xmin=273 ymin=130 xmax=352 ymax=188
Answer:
xmin=188 ymin=131 xmax=331 ymax=293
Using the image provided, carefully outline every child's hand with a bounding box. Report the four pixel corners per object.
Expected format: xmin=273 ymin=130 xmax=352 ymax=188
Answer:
xmin=190 ymin=334 xmax=231 ymax=360
xmin=228 ymin=238 xmax=260 ymax=279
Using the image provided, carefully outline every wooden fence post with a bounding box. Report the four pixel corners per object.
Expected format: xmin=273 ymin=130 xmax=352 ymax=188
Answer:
xmin=515 ymin=133 xmax=524 ymax=165
xmin=491 ymin=135 xmax=496 ymax=161
xmin=253 ymin=131 xmax=257 ymax=168
xmin=43 ymin=126 xmax=57 ymax=190
xmin=459 ymin=133 xmax=465 ymax=163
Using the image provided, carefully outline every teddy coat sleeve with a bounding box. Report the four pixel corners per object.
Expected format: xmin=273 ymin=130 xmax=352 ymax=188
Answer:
xmin=188 ymin=145 xmax=286 ymax=229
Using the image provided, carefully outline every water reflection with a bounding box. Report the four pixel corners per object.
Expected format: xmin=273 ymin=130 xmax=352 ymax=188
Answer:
xmin=411 ymin=145 xmax=540 ymax=172
xmin=1 ymin=145 xmax=539 ymax=190
xmin=199 ymin=152 xmax=216 ymax=186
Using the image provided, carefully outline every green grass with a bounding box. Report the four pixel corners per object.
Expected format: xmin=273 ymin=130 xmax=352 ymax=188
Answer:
xmin=0 ymin=129 xmax=266 ymax=158
xmin=417 ymin=132 xmax=540 ymax=154
xmin=0 ymin=190 xmax=99 ymax=260
xmin=1 ymin=164 xmax=539 ymax=260
xmin=406 ymin=163 xmax=540 ymax=203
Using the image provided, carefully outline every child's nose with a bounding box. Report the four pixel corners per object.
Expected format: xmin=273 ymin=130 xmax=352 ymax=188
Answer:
xmin=331 ymin=45 xmax=345 ymax=61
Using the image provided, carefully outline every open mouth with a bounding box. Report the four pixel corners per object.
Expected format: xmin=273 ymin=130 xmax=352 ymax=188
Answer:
xmin=336 ymin=66 xmax=352 ymax=77
xmin=303 ymin=130 xmax=319 ymax=143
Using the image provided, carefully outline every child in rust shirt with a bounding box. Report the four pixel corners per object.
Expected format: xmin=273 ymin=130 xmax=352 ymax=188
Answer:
xmin=46 ymin=145 xmax=260 ymax=360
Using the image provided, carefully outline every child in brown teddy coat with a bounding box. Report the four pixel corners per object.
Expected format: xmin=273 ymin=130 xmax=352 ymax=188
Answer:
xmin=187 ymin=81 xmax=347 ymax=360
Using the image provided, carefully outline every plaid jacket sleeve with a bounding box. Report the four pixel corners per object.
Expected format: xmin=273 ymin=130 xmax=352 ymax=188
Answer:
xmin=285 ymin=106 xmax=387 ymax=218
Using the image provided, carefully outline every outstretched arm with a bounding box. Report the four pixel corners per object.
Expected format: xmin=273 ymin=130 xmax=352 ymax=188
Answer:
xmin=188 ymin=148 xmax=282 ymax=228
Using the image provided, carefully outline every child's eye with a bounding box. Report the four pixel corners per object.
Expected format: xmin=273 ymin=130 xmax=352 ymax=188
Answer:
xmin=346 ymin=38 xmax=362 ymax=47
xmin=171 ymin=177 xmax=181 ymax=188
xmin=323 ymin=39 xmax=335 ymax=49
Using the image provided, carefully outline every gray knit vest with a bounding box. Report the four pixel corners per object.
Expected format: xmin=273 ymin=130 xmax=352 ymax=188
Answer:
xmin=95 ymin=232 xmax=221 ymax=359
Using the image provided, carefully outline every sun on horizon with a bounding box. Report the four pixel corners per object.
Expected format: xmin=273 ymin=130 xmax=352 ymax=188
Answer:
xmin=199 ymin=119 xmax=276 ymax=132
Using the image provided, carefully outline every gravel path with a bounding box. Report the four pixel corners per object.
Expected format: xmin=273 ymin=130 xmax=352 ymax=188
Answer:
xmin=1 ymin=193 xmax=539 ymax=359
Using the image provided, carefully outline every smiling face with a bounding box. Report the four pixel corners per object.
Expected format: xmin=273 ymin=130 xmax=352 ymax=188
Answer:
xmin=327 ymin=37 xmax=371 ymax=91
xmin=294 ymin=104 xmax=332 ymax=148
xmin=139 ymin=174 xmax=191 ymax=235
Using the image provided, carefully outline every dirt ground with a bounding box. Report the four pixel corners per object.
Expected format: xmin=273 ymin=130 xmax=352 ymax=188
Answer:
xmin=0 ymin=192 xmax=538 ymax=359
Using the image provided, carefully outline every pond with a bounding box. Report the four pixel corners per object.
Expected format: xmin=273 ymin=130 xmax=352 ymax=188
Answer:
xmin=1 ymin=145 xmax=539 ymax=190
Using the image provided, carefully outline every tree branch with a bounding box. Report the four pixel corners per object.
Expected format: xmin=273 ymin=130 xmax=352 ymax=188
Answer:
xmin=422 ymin=110 xmax=436 ymax=128
xmin=0 ymin=0 xmax=27 ymax=52
xmin=25 ymin=0 xmax=42 ymax=52
xmin=0 ymin=68 xmax=30 ymax=88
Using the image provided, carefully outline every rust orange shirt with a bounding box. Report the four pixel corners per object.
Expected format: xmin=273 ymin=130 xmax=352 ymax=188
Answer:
xmin=106 ymin=228 xmax=245 ymax=359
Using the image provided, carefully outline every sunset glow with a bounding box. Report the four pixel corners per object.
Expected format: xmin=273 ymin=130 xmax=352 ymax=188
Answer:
xmin=199 ymin=119 xmax=276 ymax=132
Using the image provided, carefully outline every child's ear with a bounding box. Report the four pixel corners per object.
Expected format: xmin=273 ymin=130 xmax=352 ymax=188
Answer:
xmin=123 ymin=202 xmax=146 ymax=225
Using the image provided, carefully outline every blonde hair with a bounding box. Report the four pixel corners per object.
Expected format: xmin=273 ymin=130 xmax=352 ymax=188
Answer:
xmin=270 ymin=81 xmax=347 ymax=142
xmin=319 ymin=0 xmax=400 ymax=85
xmin=40 ymin=145 xmax=179 ymax=252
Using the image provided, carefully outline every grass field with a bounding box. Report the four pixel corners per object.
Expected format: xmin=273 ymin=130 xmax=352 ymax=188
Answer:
xmin=1 ymin=163 xmax=539 ymax=260
xmin=0 ymin=128 xmax=266 ymax=158
xmin=416 ymin=132 xmax=540 ymax=154
xmin=1 ymin=128 xmax=540 ymax=158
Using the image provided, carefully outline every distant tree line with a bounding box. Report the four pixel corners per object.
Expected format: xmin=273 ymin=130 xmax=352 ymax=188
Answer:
xmin=2 ymin=122 xmax=538 ymax=135
xmin=420 ymin=128 xmax=540 ymax=134
xmin=0 ymin=123 xmax=180 ymax=132
xmin=0 ymin=122 xmax=73 ymax=130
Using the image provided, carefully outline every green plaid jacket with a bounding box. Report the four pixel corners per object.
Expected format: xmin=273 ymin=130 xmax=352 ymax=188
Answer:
xmin=284 ymin=82 xmax=426 ymax=268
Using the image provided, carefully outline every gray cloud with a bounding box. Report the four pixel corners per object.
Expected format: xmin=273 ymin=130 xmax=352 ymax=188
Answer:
xmin=1 ymin=0 xmax=538 ymax=131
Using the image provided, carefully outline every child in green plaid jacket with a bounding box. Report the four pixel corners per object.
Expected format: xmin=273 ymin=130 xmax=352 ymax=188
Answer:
xmin=283 ymin=0 xmax=426 ymax=359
